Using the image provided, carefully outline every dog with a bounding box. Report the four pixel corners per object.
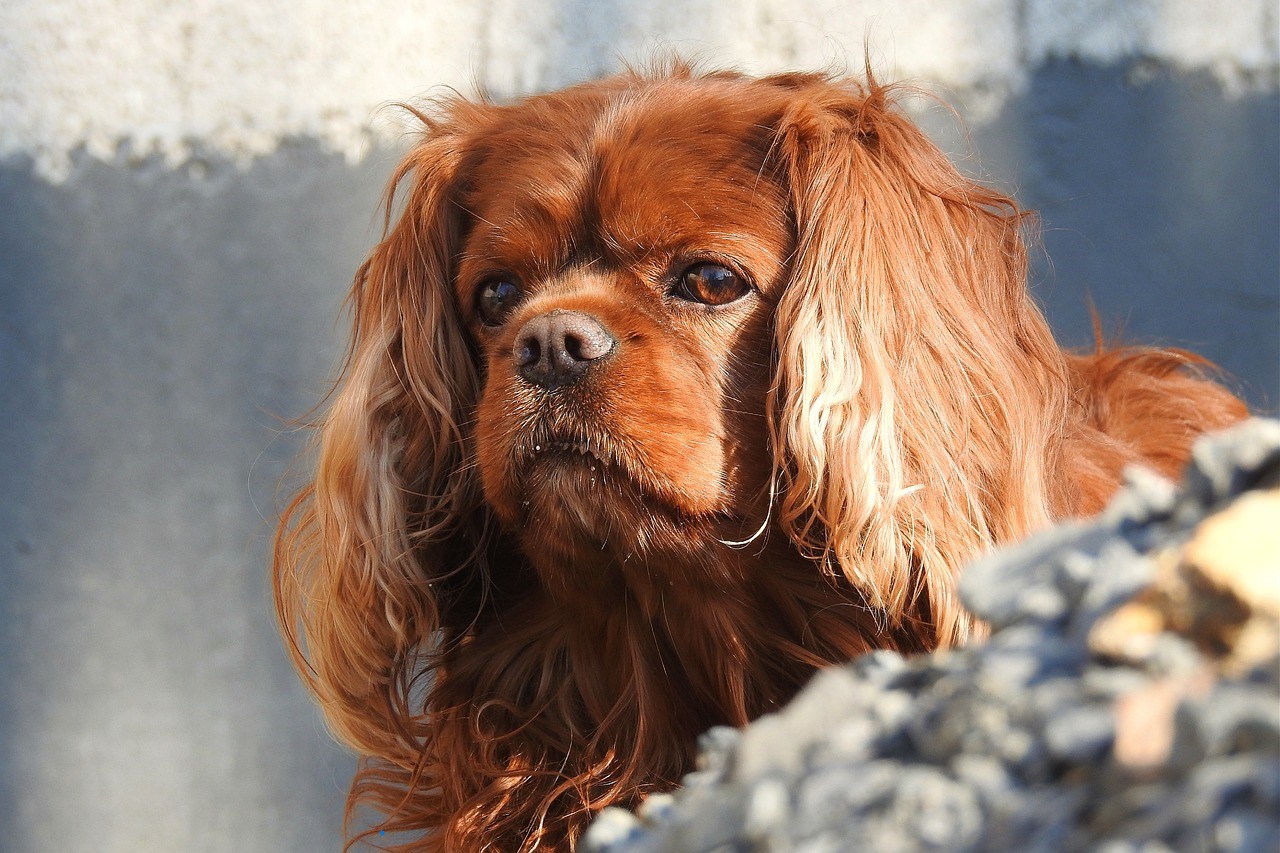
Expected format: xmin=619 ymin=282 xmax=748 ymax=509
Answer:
xmin=273 ymin=65 xmax=1246 ymax=851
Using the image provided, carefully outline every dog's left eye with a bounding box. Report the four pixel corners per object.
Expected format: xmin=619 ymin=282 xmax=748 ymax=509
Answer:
xmin=674 ymin=263 xmax=750 ymax=306
xmin=476 ymin=279 xmax=523 ymax=326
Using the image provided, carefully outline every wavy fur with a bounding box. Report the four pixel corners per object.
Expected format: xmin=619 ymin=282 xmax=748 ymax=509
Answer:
xmin=274 ymin=66 xmax=1246 ymax=851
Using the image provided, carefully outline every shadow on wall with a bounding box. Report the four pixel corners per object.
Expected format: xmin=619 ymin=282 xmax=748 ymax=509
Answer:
xmin=0 ymin=143 xmax=385 ymax=852
xmin=1015 ymin=62 xmax=1278 ymax=410
xmin=920 ymin=62 xmax=1279 ymax=411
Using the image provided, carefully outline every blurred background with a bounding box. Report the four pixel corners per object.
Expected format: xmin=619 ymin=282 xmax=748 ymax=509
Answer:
xmin=0 ymin=1 xmax=1276 ymax=850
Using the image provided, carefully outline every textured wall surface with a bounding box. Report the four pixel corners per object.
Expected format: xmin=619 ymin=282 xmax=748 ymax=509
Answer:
xmin=3 ymin=0 xmax=1276 ymax=180
xmin=1 ymin=2 xmax=1277 ymax=851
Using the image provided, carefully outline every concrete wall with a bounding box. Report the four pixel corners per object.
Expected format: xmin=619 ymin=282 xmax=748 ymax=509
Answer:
xmin=1 ymin=2 xmax=1276 ymax=851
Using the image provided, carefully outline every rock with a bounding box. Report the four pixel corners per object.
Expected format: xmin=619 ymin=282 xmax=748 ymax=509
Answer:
xmin=1110 ymin=669 xmax=1214 ymax=773
xmin=727 ymin=667 xmax=865 ymax=782
xmin=584 ymin=808 xmax=645 ymax=850
xmin=1178 ymin=419 xmax=1280 ymax=511
xmin=1182 ymin=490 xmax=1280 ymax=614
xmin=959 ymin=522 xmax=1109 ymax=629
xmin=1090 ymin=487 xmax=1280 ymax=676
xmin=1043 ymin=703 xmax=1115 ymax=764
xmin=743 ymin=778 xmax=790 ymax=840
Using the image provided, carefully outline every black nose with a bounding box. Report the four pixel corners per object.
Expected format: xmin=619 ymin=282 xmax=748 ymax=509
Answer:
xmin=514 ymin=310 xmax=616 ymax=389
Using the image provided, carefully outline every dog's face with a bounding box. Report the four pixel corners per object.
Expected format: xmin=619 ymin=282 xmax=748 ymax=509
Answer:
xmin=311 ymin=69 xmax=1074 ymax=642
xmin=458 ymin=88 xmax=792 ymax=586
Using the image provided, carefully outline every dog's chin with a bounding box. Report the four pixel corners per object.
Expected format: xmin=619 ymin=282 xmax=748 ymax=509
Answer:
xmin=521 ymin=449 xmax=623 ymax=543
xmin=501 ymin=447 xmax=717 ymax=576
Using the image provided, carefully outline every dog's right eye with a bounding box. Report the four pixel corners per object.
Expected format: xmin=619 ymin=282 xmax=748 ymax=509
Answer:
xmin=476 ymin=279 xmax=523 ymax=326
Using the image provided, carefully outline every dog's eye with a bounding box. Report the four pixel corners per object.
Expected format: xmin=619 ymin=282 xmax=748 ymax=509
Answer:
xmin=674 ymin=263 xmax=749 ymax=306
xmin=476 ymin=279 xmax=523 ymax=326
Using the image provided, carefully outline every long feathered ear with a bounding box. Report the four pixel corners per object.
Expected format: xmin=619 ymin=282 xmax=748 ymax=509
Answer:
xmin=767 ymin=77 xmax=1070 ymax=647
xmin=273 ymin=108 xmax=492 ymax=773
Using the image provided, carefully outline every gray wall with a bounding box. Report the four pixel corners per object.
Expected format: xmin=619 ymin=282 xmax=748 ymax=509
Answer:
xmin=1 ymin=62 xmax=1276 ymax=853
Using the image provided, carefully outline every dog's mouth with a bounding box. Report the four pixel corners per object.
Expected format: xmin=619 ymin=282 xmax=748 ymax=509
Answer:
xmin=532 ymin=436 xmax=602 ymax=459
xmin=521 ymin=432 xmax=622 ymax=474
xmin=507 ymin=430 xmax=644 ymax=538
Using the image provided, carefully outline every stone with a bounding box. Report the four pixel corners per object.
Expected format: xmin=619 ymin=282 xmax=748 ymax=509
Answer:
xmin=584 ymin=807 xmax=644 ymax=851
xmin=849 ymin=649 xmax=910 ymax=686
xmin=1189 ymin=684 xmax=1280 ymax=758
xmin=743 ymin=778 xmax=791 ymax=840
xmin=637 ymin=793 xmax=677 ymax=824
xmin=1090 ymin=487 xmax=1280 ymax=676
xmin=694 ymin=726 xmax=740 ymax=777
xmin=1212 ymin=811 xmax=1280 ymax=853
xmin=1181 ymin=490 xmax=1280 ymax=616
xmin=795 ymin=762 xmax=899 ymax=824
xmin=960 ymin=522 xmax=1110 ymax=629
xmin=1043 ymin=703 xmax=1115 ymax=764
xmin=728 ymin=667 xmax=864 ymax=782
xmin=1111 ymin=669 xmax=1214 ymax=773
xmin=1068 ymin=539 xmax=1153 ymax=638
xmin=892 ymin=769 xmax=983 ymax=848
xmin=1105 ymin=465 xmax=1179 ymax=538
xmin=1178 ymin=419 xmax=1280 ymax=511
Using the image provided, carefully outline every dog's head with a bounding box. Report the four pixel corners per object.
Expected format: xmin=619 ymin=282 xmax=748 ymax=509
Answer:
xmin=461 ymin=78 xmax=792 ymax=600
xmin=276 ymin=65 xmax=1072 ymax=844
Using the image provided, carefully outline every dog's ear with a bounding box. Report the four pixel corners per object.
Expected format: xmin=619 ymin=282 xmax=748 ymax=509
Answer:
xmin=766 ymin=78 xmax=1067 ymax=646
xmin=274 ymin=106 xmax=495 ymax=763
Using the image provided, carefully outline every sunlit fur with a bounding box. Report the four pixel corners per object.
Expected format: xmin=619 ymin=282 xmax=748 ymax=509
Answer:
xmin=274 ymin=65 xmax=1247 ymax=851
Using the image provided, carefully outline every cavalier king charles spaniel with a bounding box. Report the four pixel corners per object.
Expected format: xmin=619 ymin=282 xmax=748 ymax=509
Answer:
xmin=274 ymin=66 xmax=1246 ymax=850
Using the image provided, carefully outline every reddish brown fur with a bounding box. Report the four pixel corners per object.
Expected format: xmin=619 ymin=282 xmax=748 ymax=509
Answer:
xmin=273 ymin=66 xmax=1246 ymax=851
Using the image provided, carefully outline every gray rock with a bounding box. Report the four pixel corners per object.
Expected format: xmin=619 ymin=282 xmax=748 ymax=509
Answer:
xmin=1178 ymin=419 xmax=1280 ymax=511
xmin=584 ymin=808 xmax=645 ymax=851
xmin=743 ymin=778 xmax=791 ymax=841
xmin=892 ymin=769 xmax=983 ymax=849
xmin=1067 ymin=539 xmax=1153 ymax=638
xmin=795 ymin=761 xmax=899 ymax=823
xmin=1191 ymin=685 xmax=1280 ymax=758
xmin=695 ymin=726 xmax=741 ymax=779
xmin=1043 ymin=703 xmax=1115 ymax=763
xmin=727 ymin=667 xmax=865 ymax=782
xmin=959 ymin=522 xmax=1110 ymax=629
xmin=1213 ymin=809 xmax=1280 ymax=852
xmin=1105 ymin=465 xmax=1179 ymax=538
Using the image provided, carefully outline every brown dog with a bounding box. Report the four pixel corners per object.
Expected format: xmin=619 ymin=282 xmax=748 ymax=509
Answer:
xmin=274 ymin=66 xmax=1246 ymax=851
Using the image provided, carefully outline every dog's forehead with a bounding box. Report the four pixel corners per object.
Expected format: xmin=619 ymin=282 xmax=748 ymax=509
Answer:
xmin=591 ymin=89 xmax=788 ymax=254
xmin=460 ymin=83 xmax=790 ymax=275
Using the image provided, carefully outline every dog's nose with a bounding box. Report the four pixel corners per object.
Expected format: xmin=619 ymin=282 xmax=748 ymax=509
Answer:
xmin=514 ymin=310 xmax=616 ymax=389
